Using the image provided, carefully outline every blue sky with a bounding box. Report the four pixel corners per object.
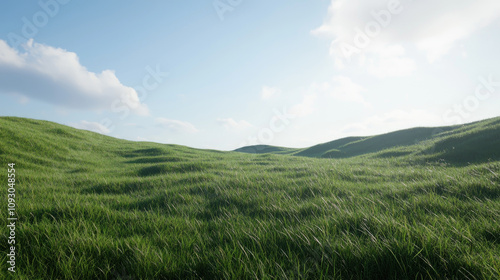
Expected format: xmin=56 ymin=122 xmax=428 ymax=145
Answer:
xmin=1 ymin=0 xmax=500 ymax=150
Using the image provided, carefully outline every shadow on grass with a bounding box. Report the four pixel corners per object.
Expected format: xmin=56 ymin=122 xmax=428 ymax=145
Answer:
xmin=138 ymin=162 xmax=210 ymax=176
xmin=115 ymin=193 xmax=189 ymax=213
xmin=138 ymin=163 xmax=203 ymax=177
xmin=191 ymin=191 xmax=323 ymax=222
xmin=287 ymin=186 xmax=324 ymax=201
xmin=425 ymin=128 xmax=500 ymax=166
xmin=120 ymin=148 xmax=168 ymax=158
xmin=455 ymin=183 xmax=500 ymax=200
xmin=269 ymin=167 xmax=311 ymax=178
xmin=125 ymin=156 xmax=183 ymax=164
xmin=386 ymin=182 xmax=500 ymax=202
xmin=376 ymin=150 xmax=413 ymax=158
xmin=81 ymin=181 xmax=153 ymax=195
xmin=25 ymin=208 xmax=71 ymax=223
xmin=481 ymin=228 xmax=500 ymax=244
xmin=173 ymin=174 xmax=217 ymax=185
xmin=196 ymin=196 xmax=259 ymax=220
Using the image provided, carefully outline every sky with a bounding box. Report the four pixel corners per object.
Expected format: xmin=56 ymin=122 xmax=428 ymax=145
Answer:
xmin=1 ymin=0 xmax=499 ymax=151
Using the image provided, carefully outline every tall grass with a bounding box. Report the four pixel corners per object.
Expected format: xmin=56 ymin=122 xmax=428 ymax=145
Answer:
xmin=0 ymin=117 xmax=499 ymax=279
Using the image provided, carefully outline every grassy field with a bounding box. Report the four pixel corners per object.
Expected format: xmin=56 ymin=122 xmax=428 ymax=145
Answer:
xmin=0 ymin=116 xmax=499 ymax=279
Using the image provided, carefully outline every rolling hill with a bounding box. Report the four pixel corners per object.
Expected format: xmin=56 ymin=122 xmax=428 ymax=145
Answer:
xmin=235 ymin=116 xmax=500 ymax=164
xmin=0 ymin=116 xmax=499 ymax=279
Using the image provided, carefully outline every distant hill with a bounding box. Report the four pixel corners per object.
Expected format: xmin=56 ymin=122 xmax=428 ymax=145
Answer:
xmin=234 ymin=145 xmax=301 ymax=155
xmin=235 ymin=117 xmax=500 ymax=164
xmin=1 ymin=115 xmax=498 ymax=166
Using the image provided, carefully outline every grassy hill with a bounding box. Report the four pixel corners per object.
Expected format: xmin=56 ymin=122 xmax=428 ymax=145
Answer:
xmin=234 ymin=145 xmax=301 ymax=155
xmin=235 ymin=117 xmax=500 ymax=164
xmin=0 ymin=117 xmax=499 ymax=279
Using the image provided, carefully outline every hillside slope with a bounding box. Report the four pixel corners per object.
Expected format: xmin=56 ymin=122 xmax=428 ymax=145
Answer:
xmin=0 ymin=117 xmax=213 ymax=173
xmin=235 ymin=117 xmax=500 ymax=164
xmin=0 ymin=116 xmax=499 ymax=279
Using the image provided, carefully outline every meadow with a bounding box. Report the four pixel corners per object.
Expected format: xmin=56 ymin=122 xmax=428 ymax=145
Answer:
xmin=0 ymin=116 xmax=499 ymax=279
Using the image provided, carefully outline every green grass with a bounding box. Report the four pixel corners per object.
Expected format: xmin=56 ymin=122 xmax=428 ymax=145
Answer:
xmin=236 ymin=117 xmax=500 ymax=164
xmin=235 ymin=145 xmax=302 ymax=155
xmin=0 ymin=116 xmax=499 ymax=279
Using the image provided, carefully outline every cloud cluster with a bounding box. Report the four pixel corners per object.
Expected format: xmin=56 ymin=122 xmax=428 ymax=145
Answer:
xmin=313 ymin=0 xmax=500 ymax=70
xmin=316 ymin=76 xmax=370 ymax=106
xmin=290 ymin=76 xmax=370 ymax=117
xmin=155 ymin=118 xmax=199 ymax=134
xmin=261 ymin=86 xmax=281 ymax=100
xmin=217 ymin=118 xmax=253 ymax=130
xmin=0 ymin=39 xmax=148 ymax=115
xmin=290 ymin=93 xmax=317 ymax=117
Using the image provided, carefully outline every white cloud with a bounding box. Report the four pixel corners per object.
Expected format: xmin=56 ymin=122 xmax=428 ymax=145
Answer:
xmin=217 ymin=118 xmax=253 ymax=130
xmin=290 ymin=94 xmax=317 ymax=117
xmin=313 ymin=0 xmax=500 ymax=68
xmin=411 ymin=1 xmax=500 ymax=62
xmin=155 ymin=118 xmax=198 ymax=133
xmin=71 ymin=121 xmax=111 ymax=134
xmin=289 ymin=76 xmax=370 ymax=118
xmin=0 ymin=39 xmax=148 ymax=115
xmin=261 ymin=86 xmax=281 ymax=100
xmin=366 ymin=45 xmax=416 ymax=78
xmin=327 ymin=76 xmax=370 ymax=106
